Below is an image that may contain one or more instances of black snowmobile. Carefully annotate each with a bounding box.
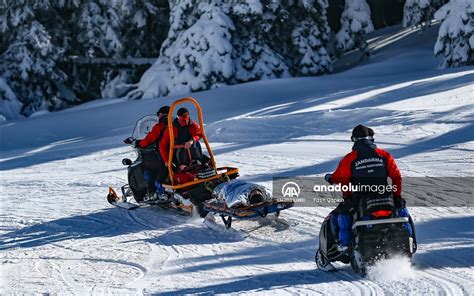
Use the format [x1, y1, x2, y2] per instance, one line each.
[315, 190, 417, 275]
[107, 97, 240, 214]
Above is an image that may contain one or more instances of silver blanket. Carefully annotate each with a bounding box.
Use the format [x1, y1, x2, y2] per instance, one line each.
[212, 180, 272, 208]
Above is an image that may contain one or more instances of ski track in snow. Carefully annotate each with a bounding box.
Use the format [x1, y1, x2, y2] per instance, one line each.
[1, 142, 472, 295]
[1, 25, 473, 295]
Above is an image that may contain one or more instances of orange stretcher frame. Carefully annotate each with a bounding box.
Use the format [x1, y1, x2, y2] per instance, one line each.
[163, 97, 239, 189]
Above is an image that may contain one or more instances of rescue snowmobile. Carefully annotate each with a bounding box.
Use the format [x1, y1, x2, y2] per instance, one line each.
[315, 184, 417, 275]
[107, 97, 293, 228]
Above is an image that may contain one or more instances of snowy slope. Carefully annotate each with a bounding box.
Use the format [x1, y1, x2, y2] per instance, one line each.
[1, 25, 473, 295]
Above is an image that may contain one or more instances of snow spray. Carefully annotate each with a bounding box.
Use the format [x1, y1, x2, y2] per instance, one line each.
[367, 256, 416, 281]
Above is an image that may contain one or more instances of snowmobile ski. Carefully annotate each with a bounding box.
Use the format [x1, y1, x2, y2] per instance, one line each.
[110, 200, 140, 210]
[107, 187, 139, 210]
[316, 249, 337, 272]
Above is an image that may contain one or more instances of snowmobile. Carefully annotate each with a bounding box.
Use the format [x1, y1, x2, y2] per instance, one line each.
[107, 97, 293, 227]
[315, 188, 417, 275]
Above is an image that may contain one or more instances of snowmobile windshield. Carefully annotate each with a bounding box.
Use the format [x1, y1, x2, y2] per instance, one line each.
[132, 115, 159, 140]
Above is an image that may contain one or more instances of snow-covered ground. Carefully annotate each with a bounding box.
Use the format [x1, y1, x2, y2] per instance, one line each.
[1, 25, 473, 295]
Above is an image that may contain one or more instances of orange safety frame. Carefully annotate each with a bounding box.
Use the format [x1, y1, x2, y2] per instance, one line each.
[163, 97, 238, 189]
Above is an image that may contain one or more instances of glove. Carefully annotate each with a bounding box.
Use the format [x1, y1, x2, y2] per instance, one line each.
[324, 173, 333, 184]
[123, 137, 135, 144]
[184, 140, 193, 149]
[394, 196, 406, 209]
[344, 197, 356, 215]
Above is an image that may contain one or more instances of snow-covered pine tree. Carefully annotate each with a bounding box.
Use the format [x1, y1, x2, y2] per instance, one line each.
[135, 0, 236, 98]
[76, 1, 122, 58]
[72, 1, 129, 99]
[166, 0, 235, 93]
[0, 77, 23, 121]
[434, 0, 474, 68]
[335, 0, 374, 56]
[44, 0, 81, 55]
[98, 0, 170, 99]
[403, 0, 435, 30]
[0, 3, 67, 116]
[0, 2, 33, 55]
[230, 0, 290, 82]
[264, 0, 332, 76]
[126, 0, 196, 99]
[132, 0, 332, 99]
[119, 0, 169, 58]
[157, 0, 199, 60]
[289, 0, 332, 75]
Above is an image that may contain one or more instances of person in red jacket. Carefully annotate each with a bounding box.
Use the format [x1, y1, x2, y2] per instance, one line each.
[137, 105, 170, 149]
[328, 125, 402, 199]
[124, 106, 170, 200]
[325, 124, 409, 251]
[160, 107, 203, 168]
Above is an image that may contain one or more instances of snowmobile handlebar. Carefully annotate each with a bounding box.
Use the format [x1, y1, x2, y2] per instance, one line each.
[123, 136, 135, 145]
[167, 97, 217, 185]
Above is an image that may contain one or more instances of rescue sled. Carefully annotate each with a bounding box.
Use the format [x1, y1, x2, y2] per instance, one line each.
[203, 179, 294, 228]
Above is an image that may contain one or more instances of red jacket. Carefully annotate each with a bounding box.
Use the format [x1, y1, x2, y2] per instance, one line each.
[159, 119, 202, 162]
[331, 145, 402, 199]
[137, 121, 167, 150]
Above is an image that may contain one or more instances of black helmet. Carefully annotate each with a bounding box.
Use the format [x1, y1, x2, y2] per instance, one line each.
[177, 107, 189, 116]
[351, 124, 374, 142]
[157, 105, 170, 115]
